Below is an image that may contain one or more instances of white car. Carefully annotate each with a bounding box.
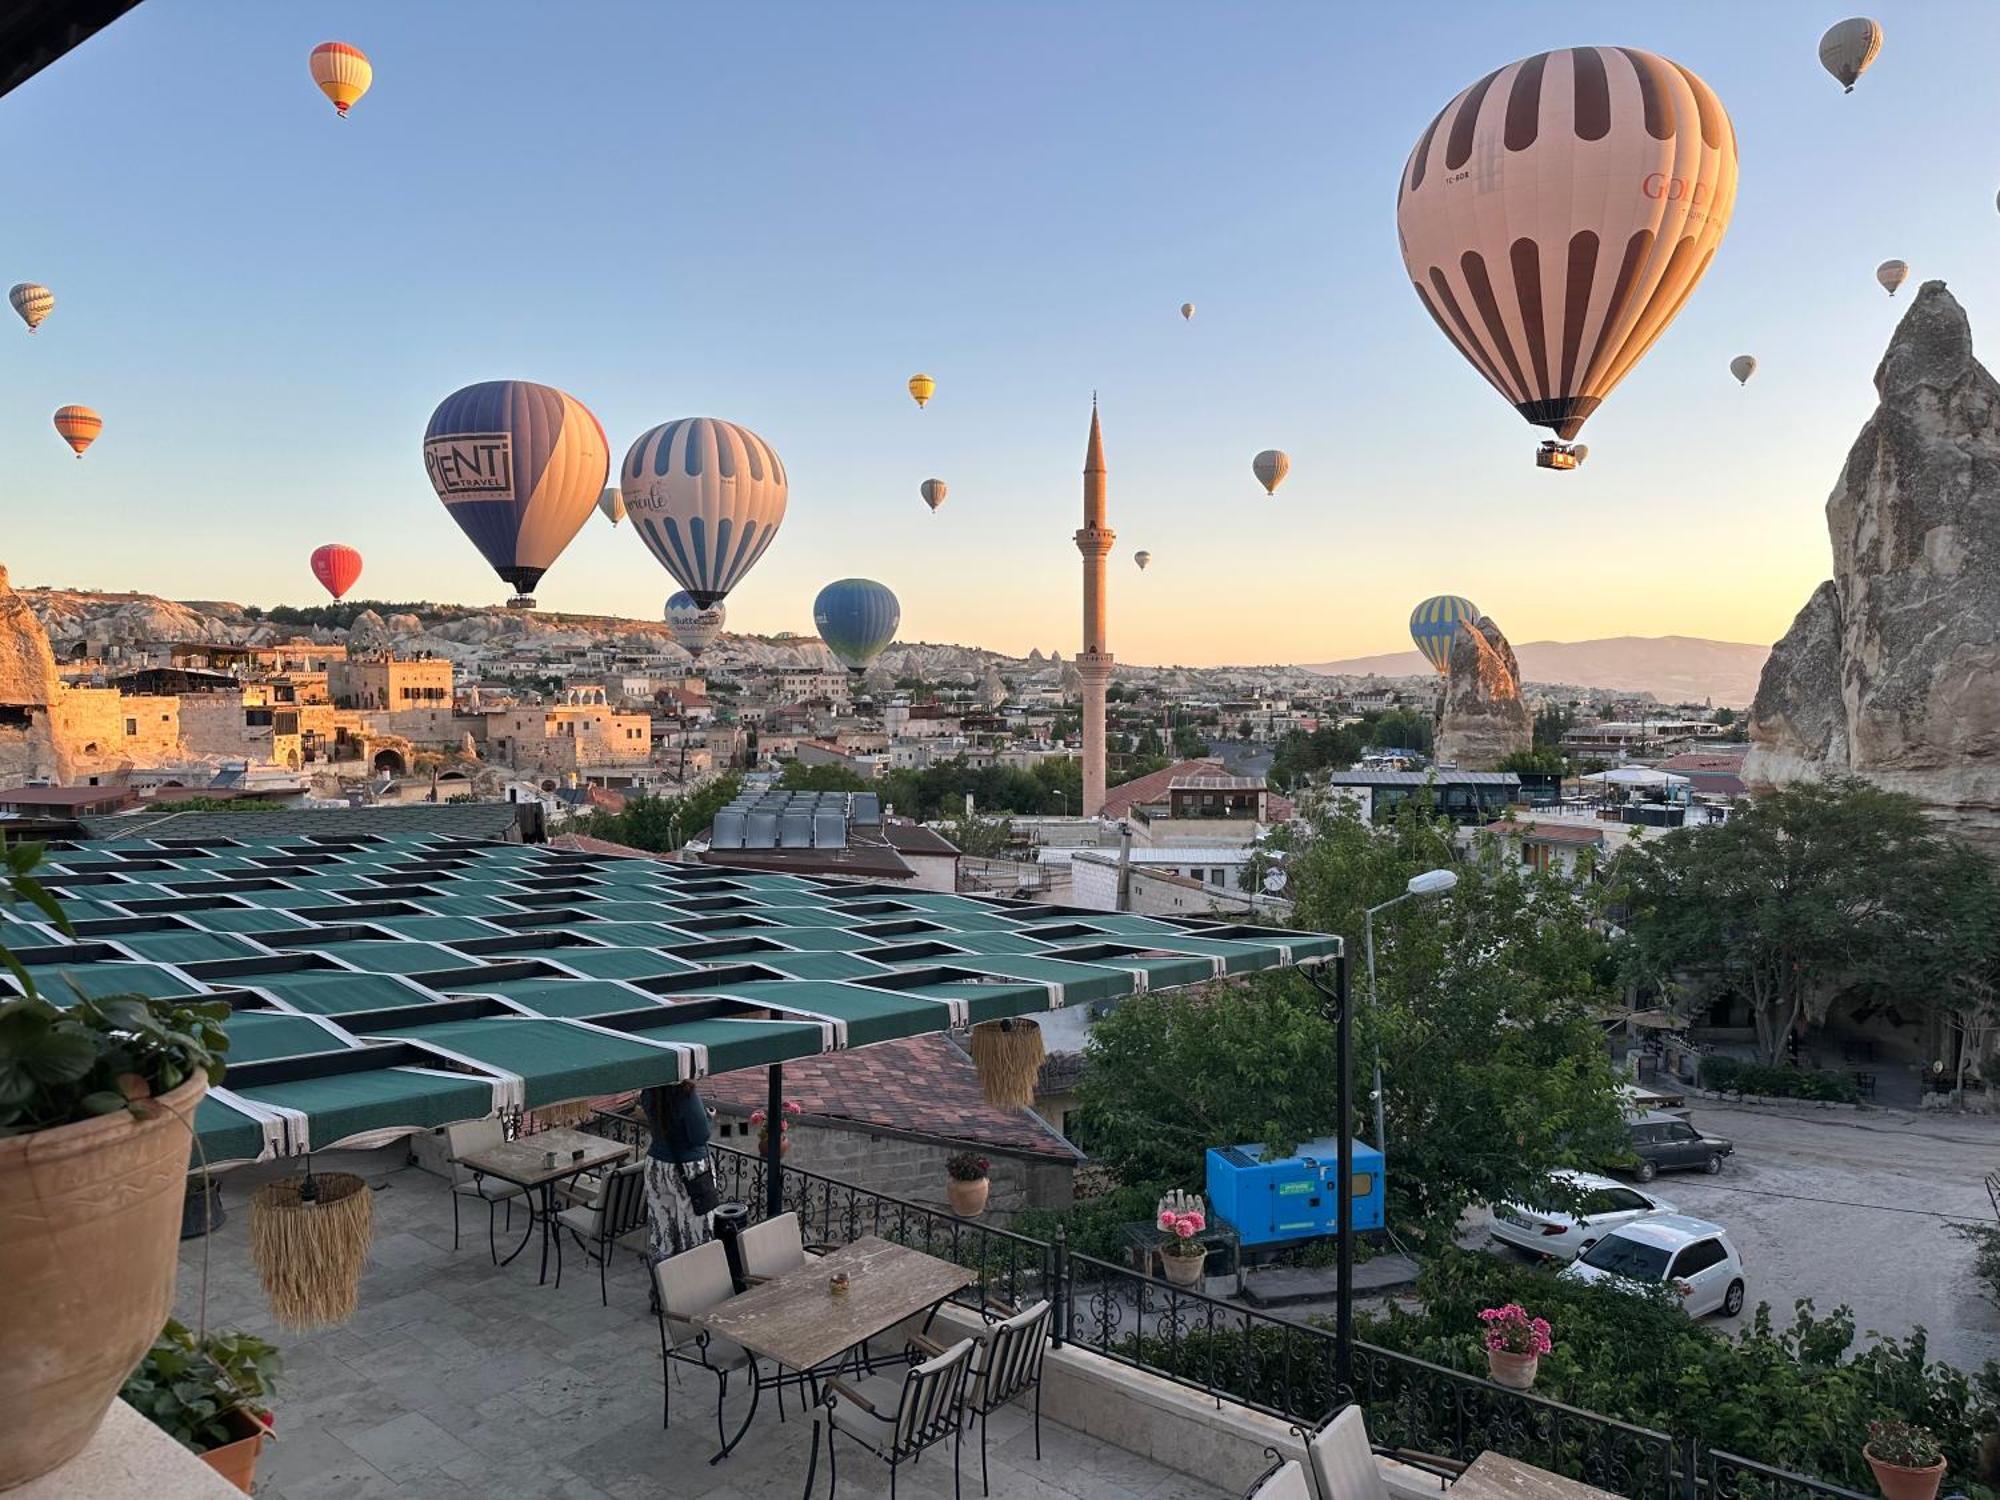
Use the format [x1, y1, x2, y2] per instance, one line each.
[1560, 1213, 1747, 1319]
[1489, 1171, 1674, 1262]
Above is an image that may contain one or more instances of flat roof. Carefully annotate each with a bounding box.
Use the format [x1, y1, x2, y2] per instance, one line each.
[1325, 771, 1520, 787]
[0, 786, 139, 810]
[1168, 776, 1266, 791]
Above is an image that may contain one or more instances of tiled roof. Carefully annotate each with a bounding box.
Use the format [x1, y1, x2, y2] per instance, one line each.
[1482, 820, 1606, 845]
[700, 1033, 1078, 1160]
[79, 801, 539, 843]
[1100, 759, 1225, 819]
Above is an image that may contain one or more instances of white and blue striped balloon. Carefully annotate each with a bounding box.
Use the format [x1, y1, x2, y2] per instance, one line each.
[622, 417, 787, 608]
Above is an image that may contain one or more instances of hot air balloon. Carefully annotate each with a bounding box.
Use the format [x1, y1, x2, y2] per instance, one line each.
[1730, 355, 1757, 385]
[423, 380, 609, 608]
[908, 374, 935, 408]
[53, 405, 100, 458]
[9, 283, 53, 333]
[310, 544, 363, 601]
[1134, 550, 1152, 571]
[309, 41, 372, 117]
[920, 478, 947, 512]
[598, 486, 626, 527]
[1180, 303, 1195, 320]
[665, 591, 726, 660]
[622, 418, 788, 608]
[1253, 450, 1290, 495]
[1410, 595, 1480, 676]
[1397, 48, 1738, 468]
[1819, 18, 1882, 93]
[814, 578, 900, 673]
[1877, 260, 1909, 296]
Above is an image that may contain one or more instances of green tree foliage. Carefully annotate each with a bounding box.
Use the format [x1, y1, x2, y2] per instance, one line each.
[778, 761, 869, 793]
[1533, 702, 1575, 750]
[1270, 724, 1365, 789]
[877, 758, 1081, 820]
[569, 774, 742, 852]
[152, 797, 285, 814]
[1496, 747, 1566, 776]
[940, 811, 1012, 858]
[1370, 707, 1434, 753]
[1170, 724, 1209, 759]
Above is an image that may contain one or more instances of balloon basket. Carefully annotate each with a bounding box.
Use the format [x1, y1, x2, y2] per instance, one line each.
[1535, 442, 1584, 472]
[506, 595, 538, 610]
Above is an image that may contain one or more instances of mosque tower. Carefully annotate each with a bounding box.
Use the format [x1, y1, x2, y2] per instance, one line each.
[1075, 398, 1114, 817]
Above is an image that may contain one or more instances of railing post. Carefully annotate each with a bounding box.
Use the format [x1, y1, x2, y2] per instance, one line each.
[1680, 1434, 1701, 1500]
[1051, 1225, 1068, 1349]
[765, 1063, 783, 1219]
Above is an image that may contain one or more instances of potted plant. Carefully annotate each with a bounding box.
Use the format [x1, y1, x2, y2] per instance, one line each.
[120, 1319, 281, 1494]
[1479, 1302, 1553, 1389]
[0, 841, 231, 1488]
[751, 1098, 800, 1157]
[946, 1150, 991, 1216]
[1863, 1420, 1946, 1500]
[1156, 1192, 1210, 1288]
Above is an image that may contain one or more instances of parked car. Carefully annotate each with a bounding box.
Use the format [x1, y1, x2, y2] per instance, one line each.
[1560, 1213, 1747, 1318]
[1489, 1171, 1675, 1261]
[1621, 1110, 1732, 1182]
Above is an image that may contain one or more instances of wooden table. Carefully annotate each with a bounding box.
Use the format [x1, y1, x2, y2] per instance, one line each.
[456, 1127, 632, 1287]
[1451, 1453, 1627, 1500]
[697, 1235, 977, 1372]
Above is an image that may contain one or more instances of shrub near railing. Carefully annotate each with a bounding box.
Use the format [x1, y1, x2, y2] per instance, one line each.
[1699, 1056, 1861, 1103]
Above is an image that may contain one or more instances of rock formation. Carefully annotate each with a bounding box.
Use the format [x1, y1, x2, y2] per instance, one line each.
[0, 565, 75, 785]
[1745, 283, 2000, 849]
[1436, 615, 1531, 771]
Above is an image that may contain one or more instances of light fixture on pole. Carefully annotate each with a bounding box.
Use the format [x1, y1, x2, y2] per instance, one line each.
[1363, 868, 1459, 1151]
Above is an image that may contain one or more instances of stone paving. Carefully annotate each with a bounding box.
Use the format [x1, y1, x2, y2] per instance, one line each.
[176, 1147, 1226, 1500]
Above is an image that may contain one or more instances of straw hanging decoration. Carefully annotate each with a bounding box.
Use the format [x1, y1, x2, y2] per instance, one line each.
[247, 1164, 373, 1331]
[968, 1017, 1045, 1109]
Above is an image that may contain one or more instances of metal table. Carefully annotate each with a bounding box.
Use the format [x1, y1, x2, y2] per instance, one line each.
[455, 1127, 632, 1288]
[1121, 1220, 1245, 1294]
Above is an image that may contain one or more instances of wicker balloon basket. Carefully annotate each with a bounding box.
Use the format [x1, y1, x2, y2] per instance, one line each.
[247, 1171, 373, 1331]
[968, 1017, 1045, 1109]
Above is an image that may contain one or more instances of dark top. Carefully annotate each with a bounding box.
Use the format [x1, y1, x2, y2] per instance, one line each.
[641, 1087, 711, 1164]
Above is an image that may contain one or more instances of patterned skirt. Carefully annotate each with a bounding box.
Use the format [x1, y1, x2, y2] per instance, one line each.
[645, 1157, 713, 1261]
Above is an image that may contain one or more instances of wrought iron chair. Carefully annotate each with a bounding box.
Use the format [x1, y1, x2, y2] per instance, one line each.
[444, 1119, 526, 1263]
[803, 1336, 976, 1500]
[1246, 1456, 1314, 1499]
[917, 1297, 1051, 1495]
[738, 1212, 841, 1420]
[654, 1241, 759, 1464]
[555, 1161, 650, 1305]
[1296, 1406, 1462, 1499]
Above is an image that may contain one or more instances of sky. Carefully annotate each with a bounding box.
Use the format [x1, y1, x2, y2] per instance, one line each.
[3, 1, 1998, 667]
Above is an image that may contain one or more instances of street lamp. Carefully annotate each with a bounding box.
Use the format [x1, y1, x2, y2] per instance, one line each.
[1363, 868, 1459, 1149]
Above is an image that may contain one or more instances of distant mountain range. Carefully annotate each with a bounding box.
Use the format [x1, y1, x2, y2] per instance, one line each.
[1300, 635, 1771, 706]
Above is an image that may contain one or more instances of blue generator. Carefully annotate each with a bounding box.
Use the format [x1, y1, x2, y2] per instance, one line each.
[1205, 1137, 1386, 1249]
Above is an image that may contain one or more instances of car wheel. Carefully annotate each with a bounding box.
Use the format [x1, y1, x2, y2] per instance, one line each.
[1635, 1160, 1658, 1183]
[1723, 1279, 1745, 1317]
[1704, 1154, 1723, 1176]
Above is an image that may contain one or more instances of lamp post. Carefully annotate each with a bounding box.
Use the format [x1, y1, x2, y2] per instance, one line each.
[1362, 868, 1459, 1150]
[1304, 950, 1354, 1394]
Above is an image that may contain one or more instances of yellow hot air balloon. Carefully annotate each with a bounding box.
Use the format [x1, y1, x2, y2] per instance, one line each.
[907, 373, 935, 408]
[1818, 18, 1883, 93]
[310, 41, 372, 118]
[1877, 260, 1909, 296]
[53, 405, 101, 458]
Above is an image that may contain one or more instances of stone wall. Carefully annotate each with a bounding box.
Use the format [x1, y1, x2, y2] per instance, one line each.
[713, 1113, 1074, 1215]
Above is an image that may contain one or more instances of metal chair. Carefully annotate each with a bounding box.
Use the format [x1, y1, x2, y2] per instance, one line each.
[444, 1119, 526, 1263]
[952, 1298, 1051, 1495]
[1299, 1405, 1461, 1499]
[738, 1212, 839, 1421]
[1247, 1458, 1314, 1499]
[555, 1161, 650, 1305]
[803, 1336, 976, 1500]
[654, 1240, 760, 1464]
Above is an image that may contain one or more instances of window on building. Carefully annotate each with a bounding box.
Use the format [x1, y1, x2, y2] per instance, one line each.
[125, 718, 138, 735]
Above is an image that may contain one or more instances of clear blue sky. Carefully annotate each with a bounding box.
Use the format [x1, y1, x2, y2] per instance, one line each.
[4, 1, 1997, 665]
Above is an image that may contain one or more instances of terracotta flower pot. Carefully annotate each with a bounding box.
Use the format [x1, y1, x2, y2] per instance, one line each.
[1865, 1449, 1946, 1500]
[199, 1411, 266, 1494]
[947, 1176, 990, 1216]
[1161, 1248, 1206, 1287]
[0, 1075, 207, 1488]
[1487, 1349, 1539, 1390]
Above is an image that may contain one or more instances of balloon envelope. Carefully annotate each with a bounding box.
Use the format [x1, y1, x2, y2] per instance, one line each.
[1397, 48, 1738, 445]
[1818, 18, 1882, 92]
[665, 591, 726, 659]
[908, 373, 935, 408]
[1134, 551, 1152, 570]
[598, 486, 626, 527]
[622, 417, 788, 608]
[1410, 595, 1480, 676]
[1877, 259, 1909, 295]
[53, 404, 101, 458]
[814, 578, 900, 672]
[309, 41, 372, 116]
[920, 478, 947, 512]
[1180, 303, 1195, 320]
[1729, 355, 1757, 385]
[1253, 450, 1290, 495]
[423, 380, 609, 599]
[9, 283, 52, 332]
[310, 544, 363, 601]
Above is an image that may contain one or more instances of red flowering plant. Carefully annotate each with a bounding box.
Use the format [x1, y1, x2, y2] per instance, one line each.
[947, 1150, 990, 1182]
[1478, 1303, 1554, 1357]
[1156, 1189, 1210, 1261]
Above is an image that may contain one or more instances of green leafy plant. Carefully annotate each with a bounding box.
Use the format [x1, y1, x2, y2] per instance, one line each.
[119, 1318, 281, 1454]
[1700, 1055, 1861, 1103]
[1868, 1420, 1944, 1469]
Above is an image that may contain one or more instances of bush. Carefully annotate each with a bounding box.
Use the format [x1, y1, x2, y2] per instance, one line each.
[1700, 1055, 1860, 1103]
[1013, 1186, 1160, 1261]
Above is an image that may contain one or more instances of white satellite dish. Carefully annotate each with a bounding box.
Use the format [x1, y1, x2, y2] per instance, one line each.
[1263, 868, 1288, 894]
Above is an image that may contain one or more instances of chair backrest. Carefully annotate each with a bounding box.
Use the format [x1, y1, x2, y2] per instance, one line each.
[976, 1299, 1051, 1411]
[889, 1337, 976, 1457]
[740, 1211, 805, 1281]
[1308, 1405, 1386, 1500]
[1250, 1458, 1314, 1500]
[653, 1240, 736, 1347]
[601, 1163, 650, 1239]
[444, 1118, 504, 1185]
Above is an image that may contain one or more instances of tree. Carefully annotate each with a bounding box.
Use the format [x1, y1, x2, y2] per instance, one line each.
[1533, 703, 1575, 750]
[569, 773, 742, 852]
[1713, 707, 1737, 727]
[940, 811, 1013, 859]
[1370, 708, 1434, 754]
[1171, 725, 1208, 759]
[778, 761, 869, 793]
[1618, 778, 1959, 1064]
[1497, 747, 1566, 776]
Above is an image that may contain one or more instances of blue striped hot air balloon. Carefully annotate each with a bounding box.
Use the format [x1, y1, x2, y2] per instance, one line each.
[423, 381, 609, 605]
[623, 417, 788, 608]
[1410, 594, 1480, 676]
[814, 578, 900, 673]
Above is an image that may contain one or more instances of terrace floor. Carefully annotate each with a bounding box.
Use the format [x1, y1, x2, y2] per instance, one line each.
[177, 1147, 1228, 1500]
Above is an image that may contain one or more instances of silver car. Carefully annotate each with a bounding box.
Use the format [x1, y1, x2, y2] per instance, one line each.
[1490, 1170, 1675, 1261]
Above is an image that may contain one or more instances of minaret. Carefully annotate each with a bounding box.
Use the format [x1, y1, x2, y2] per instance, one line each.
[1075, 397, 1115, 817]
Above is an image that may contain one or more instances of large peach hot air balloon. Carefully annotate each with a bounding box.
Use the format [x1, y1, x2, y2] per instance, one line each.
[53, 405, 101, 458]
[1396, 48, 1738, 467]
[310, 544, 363, 600]
[310, 42, 372, 117]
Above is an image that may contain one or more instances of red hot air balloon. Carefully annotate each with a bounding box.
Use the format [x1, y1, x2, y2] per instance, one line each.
[310, 544, 363, 601]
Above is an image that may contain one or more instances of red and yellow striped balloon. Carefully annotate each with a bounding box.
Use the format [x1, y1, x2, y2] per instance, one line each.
[53, 405, 102, 459]
[309, 41, 372, 117]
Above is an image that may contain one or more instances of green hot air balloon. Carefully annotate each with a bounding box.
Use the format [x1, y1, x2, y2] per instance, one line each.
[814, 578, 900, 673]
[1410, 594, 1479, 676]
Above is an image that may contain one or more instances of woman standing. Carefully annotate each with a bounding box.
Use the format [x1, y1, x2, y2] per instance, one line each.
[639, 1080, 714, 1260]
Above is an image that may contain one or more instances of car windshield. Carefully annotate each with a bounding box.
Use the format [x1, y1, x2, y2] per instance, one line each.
[1580, 1233, 1671, 1281]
